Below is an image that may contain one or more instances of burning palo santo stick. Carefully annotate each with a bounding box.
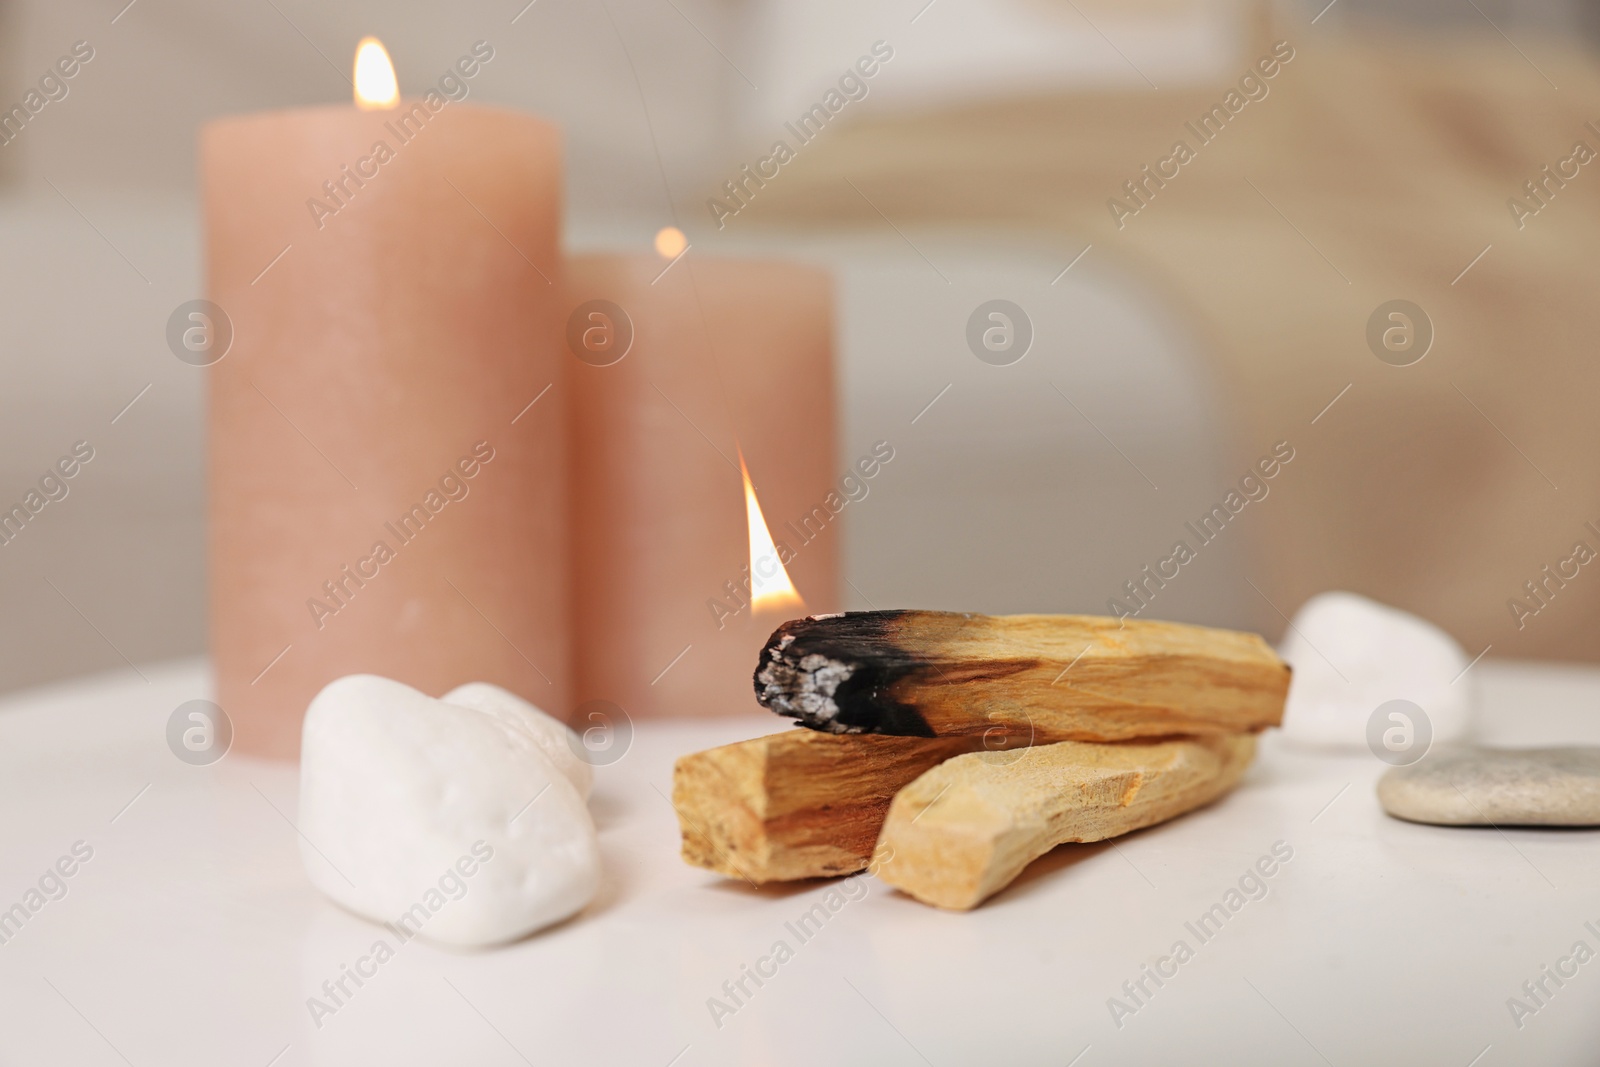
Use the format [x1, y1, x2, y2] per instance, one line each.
[672, 728, 994, 883]
[875, 733, 1257, 910]
[755, 611, 1289, 743]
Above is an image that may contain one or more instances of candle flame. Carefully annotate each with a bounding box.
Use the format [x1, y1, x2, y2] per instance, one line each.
[654, 226, 688, 259]
[353, 38, 399, 110]
[741, 450, 803, 614]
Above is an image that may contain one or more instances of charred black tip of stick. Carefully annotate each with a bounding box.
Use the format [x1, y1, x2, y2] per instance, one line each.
[753, 611, 935, 736]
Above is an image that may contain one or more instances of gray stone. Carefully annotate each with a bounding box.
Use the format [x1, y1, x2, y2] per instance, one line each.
[1378, 746, 1600, 826]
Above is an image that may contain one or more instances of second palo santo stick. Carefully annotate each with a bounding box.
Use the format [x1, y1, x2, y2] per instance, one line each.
[755, 610, 1289, 743]
[672, 728, 990, 883]
[875, 733, 1257, 910]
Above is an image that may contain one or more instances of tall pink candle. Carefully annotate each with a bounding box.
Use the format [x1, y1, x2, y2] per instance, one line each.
[568, 253, 838, 721]
[203, 55, 566, 758]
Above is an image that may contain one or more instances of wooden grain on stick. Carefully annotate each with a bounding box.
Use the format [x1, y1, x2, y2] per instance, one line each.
[754, 611, 1288, 743]
[672, 728, 991, 883]
[875, 733, 1257, 910]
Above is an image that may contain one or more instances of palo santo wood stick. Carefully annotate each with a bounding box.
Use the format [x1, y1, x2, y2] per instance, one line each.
[875, 733, 1257, 910]
[754, 610, 1288, 743]
[672, 728, 991, 883]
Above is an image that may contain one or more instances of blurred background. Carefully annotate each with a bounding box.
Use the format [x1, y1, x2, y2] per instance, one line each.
[3, 0, 1598, 694]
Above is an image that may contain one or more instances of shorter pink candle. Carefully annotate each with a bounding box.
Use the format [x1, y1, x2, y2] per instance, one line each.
[568, 249, 839, 720]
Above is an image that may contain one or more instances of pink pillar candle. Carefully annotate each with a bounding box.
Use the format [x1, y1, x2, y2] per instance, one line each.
[203, 100, 567, 758]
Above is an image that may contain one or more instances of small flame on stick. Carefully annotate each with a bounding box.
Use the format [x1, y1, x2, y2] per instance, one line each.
[741, 449, 803, 614]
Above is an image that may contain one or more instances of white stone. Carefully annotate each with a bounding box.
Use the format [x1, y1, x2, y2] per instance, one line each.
[1278, 591, 1475, 748]
[299, 675, 599, 947]
[441, 682, 593, 800]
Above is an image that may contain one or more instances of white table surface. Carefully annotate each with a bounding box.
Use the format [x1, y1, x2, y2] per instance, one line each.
[1, 658, 1598, 1066]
